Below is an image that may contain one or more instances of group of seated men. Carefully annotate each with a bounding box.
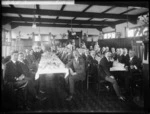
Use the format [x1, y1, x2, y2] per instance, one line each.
[2, 47, 44, 110]
[56, 46, 142, 101]
[2, 45, 143, 109]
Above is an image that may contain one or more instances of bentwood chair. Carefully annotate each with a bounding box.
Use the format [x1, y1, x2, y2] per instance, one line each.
[97, 65, 112, 97]
[14, 81, 28, 110]
[86, 64, 99, 90]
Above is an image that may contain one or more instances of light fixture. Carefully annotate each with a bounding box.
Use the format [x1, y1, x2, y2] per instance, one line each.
[32, 5, 37, 29]
[70, 19, 76, 36]
[32, 22, 37, 28]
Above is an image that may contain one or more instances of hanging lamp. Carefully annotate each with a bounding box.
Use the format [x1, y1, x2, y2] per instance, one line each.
[32, 5, 37, 29]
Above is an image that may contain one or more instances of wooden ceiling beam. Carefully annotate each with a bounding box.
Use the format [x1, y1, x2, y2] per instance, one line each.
[9, 5, 27, 23]
[10, 22, 102, 29]
[77, 1, 149, 8]
[3, 16, 126, 26]
[56, 5, 66, 21]
[72, 5, 93, 20]
[2, 7, 138, 20]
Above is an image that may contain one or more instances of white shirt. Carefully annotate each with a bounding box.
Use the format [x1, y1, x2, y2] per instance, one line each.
[130, 57, 133, 61]
[11, 60, 16, 64]
[106, 56, 110, 62]
[18, 60, 25, 64]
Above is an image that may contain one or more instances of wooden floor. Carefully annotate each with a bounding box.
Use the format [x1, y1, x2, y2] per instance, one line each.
[2, 83, 144, 113]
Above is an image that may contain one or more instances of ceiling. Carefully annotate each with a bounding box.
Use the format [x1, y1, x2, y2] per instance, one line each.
[2, 1, 149, 30]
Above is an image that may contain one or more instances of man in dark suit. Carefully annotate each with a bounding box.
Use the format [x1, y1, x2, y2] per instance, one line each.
[82, 49, 90, 61]
[125, 50, 142, 95]
[18, 52, 35, 80]
[99, 52, 125, 101]
[122, 48, 130, 67]
[3, 51, 29, 109]
[17, 52, 42, 101]
[65, 50, 86, 101]
[2, 55, 11, 64]
[87, 51, 98, 82]
[63, 48, 73, 65]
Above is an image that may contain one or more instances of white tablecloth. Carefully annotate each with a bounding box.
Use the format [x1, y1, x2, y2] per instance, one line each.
[110, 67, 127, 71]
[110, 61, 127, 71]
[35, 52, 69, 80]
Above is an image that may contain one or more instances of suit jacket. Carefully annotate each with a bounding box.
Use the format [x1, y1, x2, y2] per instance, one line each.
[82, 54, 91, 71]
[18, 60, 31, 78]
[61, 52, 67, 61]
[63, 53, 73, 65]
[66, 56, 86, 81]
[25, 54, 32, 66]
[99, 57, 113, 79]
[129, 56, 142, 71]
[3, 60, 25, 93]
[3, 60, 23, 83]
[87, 55, 98, 75]
[118, 54, 124, 63]
[122, 54, 130, 66]
[2, 55, 11, 64]
[112, 53, 117, 61]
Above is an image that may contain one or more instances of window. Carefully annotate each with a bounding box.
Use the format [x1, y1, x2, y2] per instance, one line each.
[35, 35, 41, 41]
[127, 26, 148, 38]
[103, 32, 116, 39]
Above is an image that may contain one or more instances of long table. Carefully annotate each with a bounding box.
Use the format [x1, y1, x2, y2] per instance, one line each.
[35, 52, 69, 99]
[110, 61, 128, 88]
[110, 61, 128, 72]
[35, 52, 69, 80]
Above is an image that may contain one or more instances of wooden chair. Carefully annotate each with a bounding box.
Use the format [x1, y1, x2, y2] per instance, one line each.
[86, 64, 99, 90]
[97, 65, 112, 97]
[14, 81, 28, 110]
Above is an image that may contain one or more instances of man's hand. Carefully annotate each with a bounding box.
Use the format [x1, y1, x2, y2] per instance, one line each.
[69, 68, 77, 76]
[72, 72, 77, 76]
[130, 65, 134, 69]
[18, 74, 25, 80]
[110, 76, 115, 79]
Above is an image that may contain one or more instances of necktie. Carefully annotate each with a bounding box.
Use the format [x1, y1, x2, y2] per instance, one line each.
[14, 62, 17, 69]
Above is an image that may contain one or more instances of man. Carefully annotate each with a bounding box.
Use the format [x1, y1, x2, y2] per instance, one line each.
[28, 49, 37, 72]
[87, 51, 98, 79]
[63, 48, 73, 65]
[82, 49, 90, 61]
[65, 50, 86, 101]
[3, 51, 29, 109]
[111, 47, 117, 60]
[18, 52, 35, 80]
[18, 52, 44, 100]
[118, 48, 124, 63]
[125, 50, 142, 95]
[94, 42, 100, 51]
[86, 51, 99, 91]
[122, 48, 130, 67]
[67, 41, 73, 51]
[99, 51, 125, 101]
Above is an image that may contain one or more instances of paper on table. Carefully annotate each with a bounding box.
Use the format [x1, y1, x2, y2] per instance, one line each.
[113, 61, 125, 67]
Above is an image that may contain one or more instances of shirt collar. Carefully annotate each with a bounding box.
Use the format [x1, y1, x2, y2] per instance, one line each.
[130, 57, 133, 60]
[18, 60, 24, 63]
[11, 60, 16, 64]
[106, 57, 109, 61]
